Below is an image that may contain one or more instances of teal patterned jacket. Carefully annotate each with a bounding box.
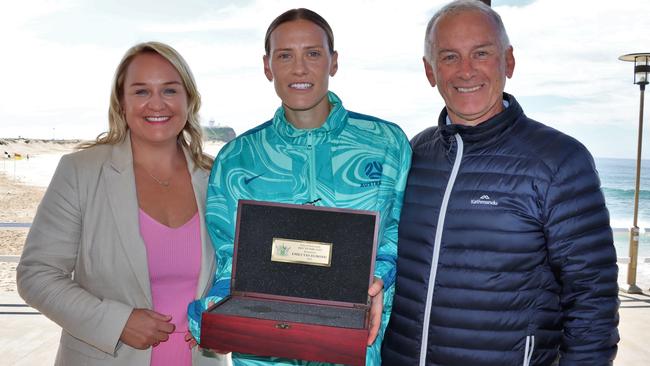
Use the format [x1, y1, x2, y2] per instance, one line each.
[188, 92, 412, 365]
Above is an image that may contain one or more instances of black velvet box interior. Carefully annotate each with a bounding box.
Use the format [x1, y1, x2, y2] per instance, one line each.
[211, 200, 378, 328]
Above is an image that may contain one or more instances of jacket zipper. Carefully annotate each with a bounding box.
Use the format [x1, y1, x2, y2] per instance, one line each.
[307, 132, 316, 202]
[419, 133, 464, 366]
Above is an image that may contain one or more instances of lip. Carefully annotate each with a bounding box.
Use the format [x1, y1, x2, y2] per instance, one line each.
[289, 82, 314, 91]
[454, 84, 484, 93]
[144, 116, 171, 123]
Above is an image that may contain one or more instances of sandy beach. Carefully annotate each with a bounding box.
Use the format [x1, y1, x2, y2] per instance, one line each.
[0, 138, 225, 294]
[1, 139, 73, 294]
[0, 173, 44, 253]
[0, 170, 46, 293]
[1, 139, 75, 256]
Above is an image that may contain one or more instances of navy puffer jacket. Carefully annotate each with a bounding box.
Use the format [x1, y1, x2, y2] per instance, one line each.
[382, 94, 619, 366]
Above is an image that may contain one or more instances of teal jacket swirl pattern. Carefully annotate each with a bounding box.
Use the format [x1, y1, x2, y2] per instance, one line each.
[188, 92, 411, 365]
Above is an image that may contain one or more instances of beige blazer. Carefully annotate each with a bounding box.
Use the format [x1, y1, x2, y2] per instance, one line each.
[17, 135, 228, 366]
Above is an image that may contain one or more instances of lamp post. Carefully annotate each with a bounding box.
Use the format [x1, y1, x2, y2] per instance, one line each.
[619, 52, 650, 294]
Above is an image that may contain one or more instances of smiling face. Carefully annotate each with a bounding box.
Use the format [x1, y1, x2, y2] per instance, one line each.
[121, 52, 189, 147]
[424, 10, 515, 126]
[263, 19, 338, 128]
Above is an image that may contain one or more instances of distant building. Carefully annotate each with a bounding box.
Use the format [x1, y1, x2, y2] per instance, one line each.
[202, 125, 236, 142]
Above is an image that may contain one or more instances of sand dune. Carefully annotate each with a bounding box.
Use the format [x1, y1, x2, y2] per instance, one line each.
[1, 138, 224, 157]
[1, 138, 81, 155]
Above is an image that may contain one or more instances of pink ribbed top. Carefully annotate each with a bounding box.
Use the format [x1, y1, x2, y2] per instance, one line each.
[139, 209, 201, 366]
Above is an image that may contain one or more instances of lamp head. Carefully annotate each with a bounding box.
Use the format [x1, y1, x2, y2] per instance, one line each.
[620, 53, 650, 86]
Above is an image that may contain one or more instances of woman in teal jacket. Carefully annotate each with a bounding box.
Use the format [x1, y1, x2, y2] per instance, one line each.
[188, 8, 411, 365]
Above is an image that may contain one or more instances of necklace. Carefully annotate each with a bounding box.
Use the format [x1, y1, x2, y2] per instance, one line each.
[146, 171, 170, 187]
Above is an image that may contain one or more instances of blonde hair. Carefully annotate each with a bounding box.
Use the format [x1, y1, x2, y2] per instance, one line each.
[80, 41, 213, 170]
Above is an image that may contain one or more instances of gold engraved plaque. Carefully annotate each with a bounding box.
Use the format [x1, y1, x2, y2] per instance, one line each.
[271, 238, 333, 267]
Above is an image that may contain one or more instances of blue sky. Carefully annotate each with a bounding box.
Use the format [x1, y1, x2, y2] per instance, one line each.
[1, 0, 649, 159]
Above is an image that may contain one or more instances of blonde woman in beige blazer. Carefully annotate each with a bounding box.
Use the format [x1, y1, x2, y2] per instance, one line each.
[16, 42, 229, 366]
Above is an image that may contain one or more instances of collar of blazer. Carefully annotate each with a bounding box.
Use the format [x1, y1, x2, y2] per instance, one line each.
[102, 132, 213, 306]
[108, 132, 210, 179]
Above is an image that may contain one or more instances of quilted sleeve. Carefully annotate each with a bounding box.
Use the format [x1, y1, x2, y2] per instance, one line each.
[373, 128, 412, 289]
[187, 146, 237, 343]
[543, 144, 619, 366]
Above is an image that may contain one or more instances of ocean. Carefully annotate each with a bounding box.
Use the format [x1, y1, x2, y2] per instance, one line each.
[1, 151, 649, 259]
[597, 158, 650, 259]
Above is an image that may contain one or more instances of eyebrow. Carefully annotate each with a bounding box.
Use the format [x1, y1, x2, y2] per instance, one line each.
[473, 42, 496, 49]
[273, 45, 324, 53]
[437, 42, 496, 54]
[128, 81, 183, 87]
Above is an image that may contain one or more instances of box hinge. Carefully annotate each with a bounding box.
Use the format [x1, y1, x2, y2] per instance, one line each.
[275, 323, 291, 330]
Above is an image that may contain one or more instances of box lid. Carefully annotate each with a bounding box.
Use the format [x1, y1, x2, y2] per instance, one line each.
[231, 200, 378, 306]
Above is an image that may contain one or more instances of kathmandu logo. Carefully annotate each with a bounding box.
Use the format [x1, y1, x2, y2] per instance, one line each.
[470, 194, 499, 206]
[364, 161, 383, 179]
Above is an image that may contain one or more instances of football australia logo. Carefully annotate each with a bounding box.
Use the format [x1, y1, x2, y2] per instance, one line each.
[360, 161, 382, 188]
[470, 194, 499, 206]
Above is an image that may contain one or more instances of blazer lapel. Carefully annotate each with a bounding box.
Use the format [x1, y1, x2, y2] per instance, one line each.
[185, 151, 216, 299]
[103, 134, 152, 306]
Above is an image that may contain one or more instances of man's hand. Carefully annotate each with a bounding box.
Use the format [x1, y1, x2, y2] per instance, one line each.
[119, 309, 175, 349]
[367, 277, 384, 346]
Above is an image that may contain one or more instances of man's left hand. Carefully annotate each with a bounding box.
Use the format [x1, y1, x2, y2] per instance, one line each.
[367, 277, 384, 345]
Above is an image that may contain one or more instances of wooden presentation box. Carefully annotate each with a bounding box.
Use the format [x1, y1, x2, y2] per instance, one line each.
[201, 200, 379, 366]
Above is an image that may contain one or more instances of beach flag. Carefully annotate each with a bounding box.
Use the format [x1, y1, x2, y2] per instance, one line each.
[2, 151, 25, 160]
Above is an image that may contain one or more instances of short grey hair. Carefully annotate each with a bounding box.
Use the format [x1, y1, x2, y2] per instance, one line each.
[424, 0, 510, 63]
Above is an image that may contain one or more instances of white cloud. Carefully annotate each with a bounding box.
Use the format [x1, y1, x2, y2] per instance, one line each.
[497, 0, 650, 157]
[2, 0, 650, 158]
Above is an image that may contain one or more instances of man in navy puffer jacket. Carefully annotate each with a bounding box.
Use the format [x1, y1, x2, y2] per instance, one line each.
[382, 1, 619, 365]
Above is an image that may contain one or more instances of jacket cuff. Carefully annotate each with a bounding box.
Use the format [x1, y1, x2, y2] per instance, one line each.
[103, 300, 133, 355]
[374, 260, 395, 289]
